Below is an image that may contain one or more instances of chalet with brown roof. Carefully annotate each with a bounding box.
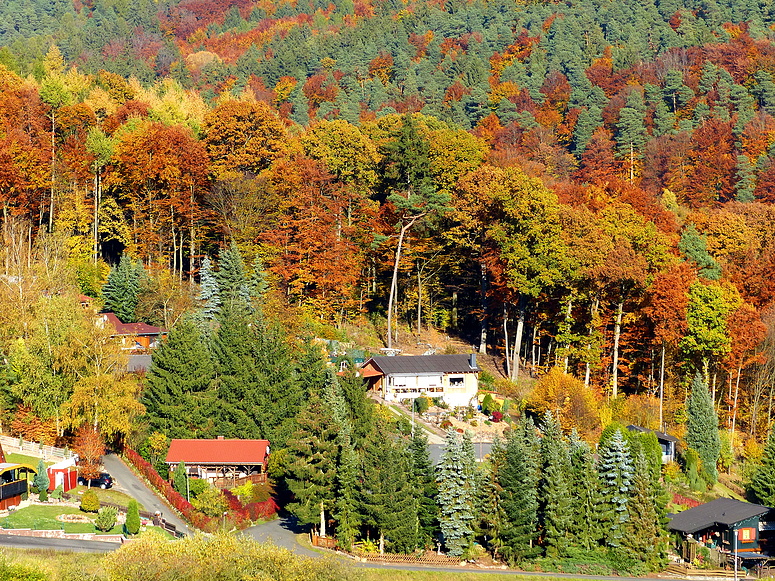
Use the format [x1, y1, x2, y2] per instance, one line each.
[361, 353, 480, 408]
[165, 437, 270, 488]
[99, 312, 167, 351]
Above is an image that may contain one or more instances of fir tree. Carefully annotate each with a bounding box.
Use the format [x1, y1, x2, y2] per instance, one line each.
[211, 310, 261, 438]
[678, 225, 721, 280]
[622, 452, 667, 570]
[173, 461, 187, 496]
[249, 257, 269, 311]
[284, 390, 339, 536]
[33, 459, 49, 492]
[217, 242, 251, 314]
[360, 433, 418, 553]
[597, 429, 634, 548]
[568, 431, 600, 550]
[125, 499, 140, 535]
[749, 429, 775, 505]
[498, 417, 540, 563]
[197, 256, 221, 322]
[538, 411, 573, 557]
[102, 253, 141, 323]
[333, 434, 360, 551]
[437, 429, 475, 556]
[143, 317, 215, 438]
[686, 372, 721, 484]
[408, 430, 439, 547]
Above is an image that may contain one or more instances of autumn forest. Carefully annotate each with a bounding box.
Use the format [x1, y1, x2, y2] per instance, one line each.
[0, 0, 773, 458]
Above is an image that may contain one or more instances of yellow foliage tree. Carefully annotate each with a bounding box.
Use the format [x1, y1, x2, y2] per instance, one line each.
[528, 367, 602, 438]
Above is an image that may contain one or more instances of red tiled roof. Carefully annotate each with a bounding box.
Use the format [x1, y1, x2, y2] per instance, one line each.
[102, 312, 168, 336]
[165, 439, 270, 465]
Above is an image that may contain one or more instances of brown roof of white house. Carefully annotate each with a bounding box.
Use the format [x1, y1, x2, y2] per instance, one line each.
[364, 354, 480, 375]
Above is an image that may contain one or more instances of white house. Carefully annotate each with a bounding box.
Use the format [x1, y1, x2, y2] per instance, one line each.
[361, 353, 480, 408]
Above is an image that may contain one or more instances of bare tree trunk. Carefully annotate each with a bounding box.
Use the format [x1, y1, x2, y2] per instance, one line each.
[49, 110, 55, 233]
[563, 297, 573, 374]
[479, 261, 487, 354]
[503, 305, 510, 378]
[387, 220, 414, 350]
[584, 297, 599, 389]
[416, 265, 421, 336]
[659, 343, 665, 430]
[509, 298, 525, 382]
[320, 501, 326, 538]
[731, 364, 742, 436]
[612, 298, 624, 398]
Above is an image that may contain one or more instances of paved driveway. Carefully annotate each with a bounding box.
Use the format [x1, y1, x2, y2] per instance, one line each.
[102, 454, 189, 534]
[244, 516, 320, 558]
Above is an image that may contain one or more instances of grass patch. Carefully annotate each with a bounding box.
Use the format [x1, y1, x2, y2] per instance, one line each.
[0, 504, 122, 535]
[68, 485, 144, 510]
[6, 453, 54, 468]
[361, 572, 587, 581]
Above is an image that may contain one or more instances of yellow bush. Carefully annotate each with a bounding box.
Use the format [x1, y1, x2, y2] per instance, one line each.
[528, 367, 602, 439]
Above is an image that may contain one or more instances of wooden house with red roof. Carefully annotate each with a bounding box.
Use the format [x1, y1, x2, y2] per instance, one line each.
[99, 312, 168, 351]
[165, 437, 270, 488]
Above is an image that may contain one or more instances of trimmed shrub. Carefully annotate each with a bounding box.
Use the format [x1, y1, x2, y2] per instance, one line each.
[125, 499, 140, 535]
[80, 490, 100, 513]
[51, 485, 63, 500]
[188, 478, 208, 499]
[413, 396, 431, 414]
[38, 488, 48, 502]
[95, 507, 117, 532]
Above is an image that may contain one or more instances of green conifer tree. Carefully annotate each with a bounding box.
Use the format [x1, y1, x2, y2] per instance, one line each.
[33, 459, 49, 492]
[686, 372, 721, 484]
[568, 431, 600, 550]
[143, 317, 215, 438]
[678, 225, 721, 280]
[102, 253, 141, 323]
[173, 461, 187, 496]
[622, 453, 667, 570]
[197, 256, 221, 322]
[408, 431, 439, 547]
[284, 390, 339, 536]
[597, 429, 634, 548]
[538, 411, 573, 557]
[217, 242, 251, 314]
[125, 499, 140, 535]
[436, 429, 475, 556]
[497, 417, 540, 563]
[333, 434, 360, 551]
[749, 429, 775, 505]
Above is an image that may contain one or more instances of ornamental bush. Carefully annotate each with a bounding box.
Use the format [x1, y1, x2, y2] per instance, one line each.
[95, 507, 118, 532]
[80, 490, 100, 513]
[125, 499, 140, 535]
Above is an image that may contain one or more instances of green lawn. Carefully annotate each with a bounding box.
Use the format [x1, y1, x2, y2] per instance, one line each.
[6, 453, 54, 468]
[0, 504, 122, 535]
[68, 485, 145, 510]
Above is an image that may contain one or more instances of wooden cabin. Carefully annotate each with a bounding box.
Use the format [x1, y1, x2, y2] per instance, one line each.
[668, 498, 774, 564]
[99, 312, 167, 351]
[0, 442, 35, 510]
[165, 437, 270, 489]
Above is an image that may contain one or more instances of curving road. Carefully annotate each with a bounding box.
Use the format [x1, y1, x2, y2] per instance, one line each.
[102, 454, 189, 534]
[0, 534, 118, 553]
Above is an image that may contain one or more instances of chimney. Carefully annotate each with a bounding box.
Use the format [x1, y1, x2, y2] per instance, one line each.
[217, 435, 224, 440]
[469, 353, 477, 369]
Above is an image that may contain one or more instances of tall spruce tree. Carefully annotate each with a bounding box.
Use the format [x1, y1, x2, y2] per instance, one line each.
[622, 452, 667, 570]
[749, 429, 775, 505]
[284, 389, 339, 536]
[539, 411, 573, 557]
[408, 431, 439, 547]
[360, 428, 418, 553]
[497, 417, 540, 563]
[686, 372, 721, 484]
[211, 310, 261, 438]
[143, 317, 215, 438]
[197, 256, 221, 322]
[568, 431, 600, 550]
[102, 253, 141, 323]
[437, 429, 475, 556]
[217, 242, 251, 314]
[597, 429, 634, 548]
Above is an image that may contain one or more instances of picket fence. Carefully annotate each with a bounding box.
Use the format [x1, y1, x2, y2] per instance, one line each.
[0, 435, 73, 461]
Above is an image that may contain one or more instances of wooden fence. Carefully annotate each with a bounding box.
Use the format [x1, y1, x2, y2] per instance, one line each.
[665, 563, 738, 578]
[0, 435, 73, 461]
[213, 473, 267, 490]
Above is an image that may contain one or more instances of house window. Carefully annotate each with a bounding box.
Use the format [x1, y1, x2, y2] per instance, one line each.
[449, 376, 464, 386]
[738, 528, 755, 541]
